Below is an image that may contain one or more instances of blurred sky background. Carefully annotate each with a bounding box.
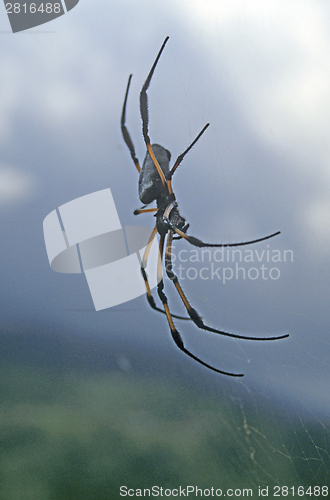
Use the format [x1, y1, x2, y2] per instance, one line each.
[1, 0, 330, 424]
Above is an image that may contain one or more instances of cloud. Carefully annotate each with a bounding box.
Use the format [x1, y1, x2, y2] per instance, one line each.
[300, 198, 330, 254]
[0, 165, 37, 206]
[172, 0, 330, 165]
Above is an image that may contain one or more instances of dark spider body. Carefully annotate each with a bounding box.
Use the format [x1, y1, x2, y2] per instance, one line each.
[139, 144, 188, 237]
[120, 36, 289, 376]
[139, 144, 171, 206]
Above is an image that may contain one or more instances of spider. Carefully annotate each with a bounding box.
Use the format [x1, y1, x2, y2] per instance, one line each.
[120, 36, 289, 376]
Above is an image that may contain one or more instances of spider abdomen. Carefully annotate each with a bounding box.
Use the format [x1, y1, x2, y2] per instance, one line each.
[139, 144, 171, 204]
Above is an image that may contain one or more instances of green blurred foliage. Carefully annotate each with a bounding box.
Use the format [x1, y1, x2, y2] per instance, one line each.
[0, 362, 328, 500]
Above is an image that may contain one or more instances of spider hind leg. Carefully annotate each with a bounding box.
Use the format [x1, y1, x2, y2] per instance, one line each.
[165, 231, 289, 342]
[141, 226, 189, 321]
[158, 233, 243, 376]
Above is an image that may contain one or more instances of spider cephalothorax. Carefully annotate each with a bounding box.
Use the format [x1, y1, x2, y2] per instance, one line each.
[120, 36, 289, 376]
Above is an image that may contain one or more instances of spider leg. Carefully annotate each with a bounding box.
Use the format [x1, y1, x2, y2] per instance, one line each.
[165, 124, 210, 195]
[173, 226, 282, 248]
[140, 37, 169, 188]
[141, 225, 189, 321]
[121, 74, 141, 173]
[169, 124, 210, 178]
[165, 231, 289, 342]
[172, 223, 189, 240]
[158, 232, 244, 376]
[134, 206, 157, 215]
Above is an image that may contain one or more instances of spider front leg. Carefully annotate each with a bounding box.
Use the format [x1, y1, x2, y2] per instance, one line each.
[139, 37, 169, 188]
[159, 232, 244, 376]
